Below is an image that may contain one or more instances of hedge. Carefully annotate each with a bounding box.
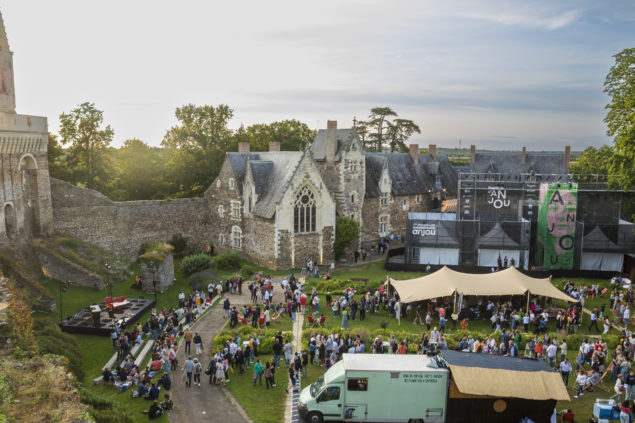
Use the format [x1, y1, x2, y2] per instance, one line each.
[212, 328, 293, 355]
[214, 251, 242, 271]
[181, 253, 214, 276]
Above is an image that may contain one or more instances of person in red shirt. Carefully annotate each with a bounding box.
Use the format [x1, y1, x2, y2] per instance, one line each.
[397, 340, 408, 354]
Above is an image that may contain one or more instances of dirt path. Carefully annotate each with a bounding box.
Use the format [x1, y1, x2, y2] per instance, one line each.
[169, 290, 251, 423]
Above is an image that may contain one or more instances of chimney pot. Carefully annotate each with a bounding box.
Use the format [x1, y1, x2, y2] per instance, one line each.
[269, 141, 280, 152]
[428, 144, 437, 160]
[238, 142, 250, 153]
[564, 145, 571, 168]
[326, 120, 337, 162]
[409, 144, 419, 164]
[521, 147, 527, 164]
[470, 145, 476, 165]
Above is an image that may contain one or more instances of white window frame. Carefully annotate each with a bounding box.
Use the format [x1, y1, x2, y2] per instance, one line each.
[229, 178, 235, 189]
[231, 200, 241, 220]
[218, 204, 224, 217]
[402, 198, 409, 211]
[379, 215, 389, 235]
[216, 179, 221, 188]
[218, 233, 225, 245]
[416, 194, 422, 204]
[380, 192, 389, 207]
[231, 226, 242, 249]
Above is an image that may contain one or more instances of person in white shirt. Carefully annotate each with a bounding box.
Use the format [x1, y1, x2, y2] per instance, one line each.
[574, 370, 586, 398]
[559, 358, 573, 385]
[546, 343, 558, 367]
[610, 374, 625, 403]
[430, 328, 440, 343]
[624, 308, 631, 326]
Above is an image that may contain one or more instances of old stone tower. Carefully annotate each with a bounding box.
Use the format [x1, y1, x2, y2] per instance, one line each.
[0, 12, 53, 243]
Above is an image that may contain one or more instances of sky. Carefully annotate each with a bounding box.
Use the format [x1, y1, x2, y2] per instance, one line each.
[2, 0, 634, 150]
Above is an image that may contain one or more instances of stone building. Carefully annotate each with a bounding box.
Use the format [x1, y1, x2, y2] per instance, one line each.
[0, 14, 53, 243]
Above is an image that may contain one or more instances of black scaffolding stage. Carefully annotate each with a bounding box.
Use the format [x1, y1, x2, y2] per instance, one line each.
[58, 298, 155, 336]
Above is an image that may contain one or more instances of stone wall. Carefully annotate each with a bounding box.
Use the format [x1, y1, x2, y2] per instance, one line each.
[361, 194, 431, 242]
[140, 254, 174, 294]
[243, 216, 276, 268]
[36, 249, 104, 289]
[50, 178, 212, 257]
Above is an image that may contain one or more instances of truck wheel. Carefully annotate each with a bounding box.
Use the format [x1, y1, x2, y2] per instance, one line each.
[306, 411, 324, 423]
[408, 420, 424, 423]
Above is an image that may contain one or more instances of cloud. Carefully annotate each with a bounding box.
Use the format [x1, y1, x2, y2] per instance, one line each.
[464, 9, 581, 30]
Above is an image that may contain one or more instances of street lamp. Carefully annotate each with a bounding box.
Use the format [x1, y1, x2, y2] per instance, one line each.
[59, 280, 67, 323]
[105, 261, 113, 326]
[151, 260, 158, 305]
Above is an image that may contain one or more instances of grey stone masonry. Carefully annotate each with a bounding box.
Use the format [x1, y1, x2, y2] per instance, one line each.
[140, 253, 175, 294]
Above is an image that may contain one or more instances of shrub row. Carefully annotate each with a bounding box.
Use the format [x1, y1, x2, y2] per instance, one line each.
[181, 253, 214, 276]
[78, 388, 135, 423]
[33, 319, 84, 381]
[211, 328, 294, 355]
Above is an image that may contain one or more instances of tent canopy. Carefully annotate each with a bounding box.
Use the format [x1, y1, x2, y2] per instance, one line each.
[388, 266, 576, 303]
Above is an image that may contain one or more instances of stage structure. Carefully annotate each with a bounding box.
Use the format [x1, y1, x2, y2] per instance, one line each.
[58, 298, 155, 336]
[405, 172, 635, 274]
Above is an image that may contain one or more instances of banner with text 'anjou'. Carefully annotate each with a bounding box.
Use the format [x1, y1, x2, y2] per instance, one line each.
[537, 183, 578, 270]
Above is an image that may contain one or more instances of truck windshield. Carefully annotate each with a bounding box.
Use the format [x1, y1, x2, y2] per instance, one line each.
[310, 377, 324, 397]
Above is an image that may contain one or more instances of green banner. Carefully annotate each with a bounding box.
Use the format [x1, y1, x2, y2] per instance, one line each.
[537, 183, 578, 270]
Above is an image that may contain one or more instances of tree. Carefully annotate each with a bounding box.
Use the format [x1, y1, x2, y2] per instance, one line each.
[46, 132, 70, 181]
[604, 48, 635, 191]
[357, 107, 421, 152]
[162, 104, 236, 197]
[58, 102, 114, 189]
[569, 145, 613, 177]
[333, 217, 361, 259]
[239, 120, 315, 151]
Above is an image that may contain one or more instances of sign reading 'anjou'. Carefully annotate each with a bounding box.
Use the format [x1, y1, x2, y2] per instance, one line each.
[412, 223, 436, 237]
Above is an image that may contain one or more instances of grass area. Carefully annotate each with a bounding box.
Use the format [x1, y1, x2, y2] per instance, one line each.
[225, 354, 288, 423]
[330, 260, 423, 282]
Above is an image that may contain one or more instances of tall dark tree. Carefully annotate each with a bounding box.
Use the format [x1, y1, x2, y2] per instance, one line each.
[162, 104, 236, 197]
[58, 102, 114, 189]
[46, 132, 70, 181]
[109, 139, 168, 200]
[357, 107, 421, 152]
[604, 47, 635, 192]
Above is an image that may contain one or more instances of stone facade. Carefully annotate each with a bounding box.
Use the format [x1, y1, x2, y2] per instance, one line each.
[0, 15, 53, 244]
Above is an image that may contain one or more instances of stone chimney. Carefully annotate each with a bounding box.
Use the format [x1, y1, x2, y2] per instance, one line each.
[564, 145, 571, 168]
[428, 144, 437, 160]
[238, 142, 250, 153]
[409, 144, 419, 164]
[269, 141, 280, 152]
[521, 146, 527, 164]
[326, 120, 337, 162]
[470, 145, 476, 164]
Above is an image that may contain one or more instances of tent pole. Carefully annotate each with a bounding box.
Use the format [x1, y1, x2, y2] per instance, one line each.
[526, 291, 530, 315]
[453, 291, 457, 315]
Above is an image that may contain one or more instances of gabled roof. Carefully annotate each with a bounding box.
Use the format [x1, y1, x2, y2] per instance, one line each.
[419, 154, 459, 196]
[478, 222, 519, 248]
[365, 153, 434, 197]
[470, 153, 568, 175]
[310, 129, 357, 161]
[225, 151, 304, 219]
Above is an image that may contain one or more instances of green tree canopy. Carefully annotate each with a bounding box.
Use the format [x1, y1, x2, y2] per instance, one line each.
[333, 217, 361, 259]
[58, 102, 114, 190]
[604, 47, 635, 191]
[161, 104, 237, 197]
[569, 145, 613, 177]
[357, 107, 421, 152]
[237, 120, 316, 151]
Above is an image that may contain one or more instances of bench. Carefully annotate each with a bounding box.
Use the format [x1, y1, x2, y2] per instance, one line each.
[93, 339, 146, 385]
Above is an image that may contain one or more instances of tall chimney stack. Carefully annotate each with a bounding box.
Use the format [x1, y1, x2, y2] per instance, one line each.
[409, 144, 419, 164]
[428, 144, 437, 160]
[564, 145, 571, 168]
[521, 146, 527, 164]
[470, 145, 476, 165]
[269, 141, 280, 152]
[238, 142, 250, 153]
[326, 120, 337, 162]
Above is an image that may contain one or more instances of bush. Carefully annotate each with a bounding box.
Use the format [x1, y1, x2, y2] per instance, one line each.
[33, 319, 84, 380]
[181, 253, 214, 276]
[240, 264, 257, 278]
[187, 268, 217, 291]
[214, 251, 242, 271]
[79, 388, 135, 423]
[168, 233, 189, 257]
[212, 328, 293, 355]
[333, 217, 360, 259]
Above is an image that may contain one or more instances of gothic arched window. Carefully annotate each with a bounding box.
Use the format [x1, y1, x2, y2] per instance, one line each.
[294, 186, 316, 233]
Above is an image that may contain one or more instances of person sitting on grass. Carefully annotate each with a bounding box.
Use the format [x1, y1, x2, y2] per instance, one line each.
[147, 383, 160, 401]
[161, 394, 173, 412]
[102, 366, 114, 385]
[135, 381, 148, 399]
[142, 400, 163, 419]
[585, 369, 600, 392]
[158, 373, 171, 391]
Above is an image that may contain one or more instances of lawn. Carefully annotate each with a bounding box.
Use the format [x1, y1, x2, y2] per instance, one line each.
[225, 354, 289, 423]
[329, 260, 424, 282]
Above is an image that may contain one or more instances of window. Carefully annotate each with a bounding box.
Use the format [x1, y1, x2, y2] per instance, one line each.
[380, 192, 389, 206]
[347, 160, 359, 173]
[229, 178, 235, 189]
[218, 204, 224, 217]
[216, 179, 221, 188]
[347, 378, 368, 391]
[246, 195, 252, 214]
[231, 200, 241, 219]
[293, 186, 316, 233]
[231, 226, 242, 249]
[350, 192, 356, 204]
[416, 194, 422, 204]
[218, 233, 225, 245]
[318, 386, 340, 402]
[380, 215, 389, 234]
[402, 198, 409, 210]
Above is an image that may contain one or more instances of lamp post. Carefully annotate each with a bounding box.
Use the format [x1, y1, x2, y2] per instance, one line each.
[59, 279, 66, 323]
[151, 260, 158, 305]
[105, 261, 113, 326]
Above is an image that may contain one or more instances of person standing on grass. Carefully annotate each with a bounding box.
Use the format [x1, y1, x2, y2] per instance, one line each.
[253, 359, 263, 386]
[589, 308, 600, 332]
[574, 370, 586, 398]
[183, 356, 194, 388]
[560, 358, 572, 386]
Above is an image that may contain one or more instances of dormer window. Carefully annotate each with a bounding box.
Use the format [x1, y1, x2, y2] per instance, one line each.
[229, 178, 235, 189]
[380, 192, 389, 206]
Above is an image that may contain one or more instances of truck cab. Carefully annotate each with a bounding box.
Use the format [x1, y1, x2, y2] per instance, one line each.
[299, 354, 448, 423]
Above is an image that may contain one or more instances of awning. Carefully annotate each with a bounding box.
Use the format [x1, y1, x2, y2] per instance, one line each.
[388, 266, 576, 303]
[450, 366, 570, 401]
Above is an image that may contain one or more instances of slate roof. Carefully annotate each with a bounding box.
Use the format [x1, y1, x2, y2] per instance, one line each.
[225, 151, 303, 219]
[420, 154, 458, 196]
[470, 153, 568, 175]
[310, 129, 357, 161]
